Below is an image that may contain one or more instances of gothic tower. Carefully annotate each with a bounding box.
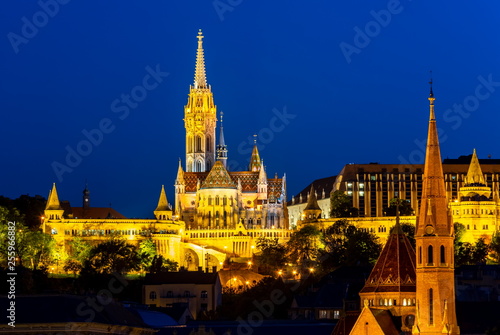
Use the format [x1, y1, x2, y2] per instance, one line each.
[216, 112, 228, 168]
[413, 84, 459, 334]
[184, 29, 217, 172]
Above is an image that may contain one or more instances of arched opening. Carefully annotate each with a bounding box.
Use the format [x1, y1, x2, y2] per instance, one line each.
[428, 245, 433, 264]
[195, 135, 202, 152]
[440, 245, 445, 264]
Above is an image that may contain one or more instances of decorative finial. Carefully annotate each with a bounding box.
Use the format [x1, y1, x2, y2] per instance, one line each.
[253, 134, 257, 145]
[220, 111, 224, 124]
[429, 70, 434, 98]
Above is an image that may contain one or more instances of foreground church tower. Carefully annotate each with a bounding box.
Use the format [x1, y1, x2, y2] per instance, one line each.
[184, 29, 217, 172]
[413, 84, 459, 334]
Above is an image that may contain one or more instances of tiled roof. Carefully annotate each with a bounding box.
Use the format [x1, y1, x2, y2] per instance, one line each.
[71, 207, 127, 219]
[360, 223, 416, 294]
[289, 176, 336, 205]
[201, 161, 236, 189]
[183, 171, 283, 196]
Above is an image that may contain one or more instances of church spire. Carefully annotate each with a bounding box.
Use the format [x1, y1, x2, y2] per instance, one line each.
[413, 82, 459, 334]
[216, 111, 228, 167]
[194, 29, 207, 89]
[416, 79, 449, 236]
[184, 30, 216, 172]
[464, 149, 486, 186]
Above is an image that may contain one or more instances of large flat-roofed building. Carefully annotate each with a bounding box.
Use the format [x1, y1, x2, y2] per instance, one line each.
[289, 152, 500, 243]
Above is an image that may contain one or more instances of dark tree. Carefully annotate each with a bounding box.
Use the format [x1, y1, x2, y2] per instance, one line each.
[490, 231, 500, 264]
[255, 237, 287, 275]
[389, 222, 415, 248]
[384, 198, 413, 216]
[321, 219, 381, 270]
[286, 225, 323, 272]
[81, 239, 140, 275]
[330, 191, 358, 218]
[149, 255, 178, 273]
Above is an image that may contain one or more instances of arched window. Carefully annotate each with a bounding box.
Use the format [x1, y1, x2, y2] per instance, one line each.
[188, 135, 193, 153]
[195, 135, 202, 152]
[166, 291, 173, 298]
[184, 290, 190, 297]
[206, 135, 212, 152]
[440, 245, 445, 264]
[149, 291, 157, 300]
[418, 246, 422, 264]
[215, 196, 220, 206]
[428, 245, 434, 264]
[429, 288, 434, 324]
[196, 160, 202, 172]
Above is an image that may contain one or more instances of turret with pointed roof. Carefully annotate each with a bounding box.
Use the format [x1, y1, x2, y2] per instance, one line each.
[302, 185, 322, 222]
[257, 160, 268, 199]
[359, 205, 416, 320]
[44, 183, 64, 221]
[460, 149, 490, 199]
[154, 185, 172, 220]
[413, 83, 459, 334]
[249, 136, 261, 172]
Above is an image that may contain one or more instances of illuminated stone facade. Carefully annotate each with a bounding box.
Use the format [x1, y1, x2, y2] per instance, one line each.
[175, 30, 288, 232]
[290, 155, 500, 244]
[42, 30, 290, 273]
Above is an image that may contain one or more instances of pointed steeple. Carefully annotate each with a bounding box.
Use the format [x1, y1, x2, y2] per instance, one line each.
[249, 135, 261, 172]
[416, 80, 450, 236]
[414, 82, 459, 334]
[258, 160, 267, 183]
[44, 183, 64, 221]
[464, 149, 486, 186]
[155, 185, 170, 211]
[301, 185, 322, 223]
[46, 183, 62, 210]
[257, 160, 268, 199]
[175, 159, 185, 185]
[460, 149, 490, 199]
[154, 185, 172, 220]
[359, 201, 416, 316]
[194, 29, 207, 89]
[184, 30, 216, 172]
[216, 111, 228, 167]
[304, 185, 321, 211]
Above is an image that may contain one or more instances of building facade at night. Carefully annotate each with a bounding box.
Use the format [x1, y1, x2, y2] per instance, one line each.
[289, 152, 500, 244]
[343, 87, 459, 334]
[42, 31, 290, 276]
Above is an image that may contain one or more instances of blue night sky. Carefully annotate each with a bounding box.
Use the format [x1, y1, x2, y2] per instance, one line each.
[1, 1, 500, 218]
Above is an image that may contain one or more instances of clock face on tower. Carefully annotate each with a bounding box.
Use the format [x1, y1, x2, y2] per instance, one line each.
[425, 225, 435, 235]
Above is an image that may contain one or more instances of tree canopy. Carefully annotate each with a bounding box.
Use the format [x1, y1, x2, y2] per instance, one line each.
[320, 219, 382, 270]
[330, 191, 358, 218]
[384, 198, 414, 216]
